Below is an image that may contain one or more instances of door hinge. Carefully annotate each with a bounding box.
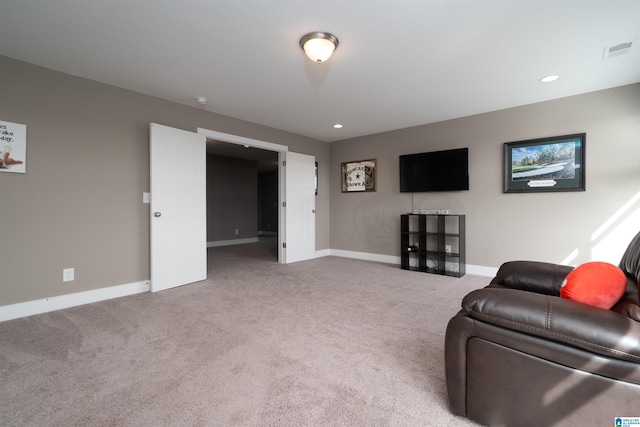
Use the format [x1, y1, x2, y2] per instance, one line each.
[282, 160, 286, 167]
[283, 243, 286, 248]
[282, 201, 286, 207]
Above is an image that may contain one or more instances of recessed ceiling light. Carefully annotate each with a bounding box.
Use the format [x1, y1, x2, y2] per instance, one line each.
[540, 75, 560, 83]
[333, 124, 343, 129]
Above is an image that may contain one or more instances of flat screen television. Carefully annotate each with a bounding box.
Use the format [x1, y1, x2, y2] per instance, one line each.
[399, 148, 469, 192]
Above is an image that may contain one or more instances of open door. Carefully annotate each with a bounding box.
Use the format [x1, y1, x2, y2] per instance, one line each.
[281, 151, 316, 263]
[195, 128, 317, 265]
[150, 123, 207, 292]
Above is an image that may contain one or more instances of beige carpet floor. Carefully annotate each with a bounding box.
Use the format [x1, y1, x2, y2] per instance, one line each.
[0, 238, 486, 426]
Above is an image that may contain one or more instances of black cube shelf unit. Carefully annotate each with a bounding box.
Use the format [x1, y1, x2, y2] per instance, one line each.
[401, 214, 466, 277]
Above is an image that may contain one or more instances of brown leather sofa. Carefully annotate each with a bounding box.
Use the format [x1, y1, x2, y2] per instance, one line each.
[445, 231, 640, 427]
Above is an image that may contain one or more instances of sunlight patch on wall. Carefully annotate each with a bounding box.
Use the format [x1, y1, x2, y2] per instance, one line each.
[591, 191, 640, 264]
[560, 248, 579, 266]
[591, 192, 640, 241]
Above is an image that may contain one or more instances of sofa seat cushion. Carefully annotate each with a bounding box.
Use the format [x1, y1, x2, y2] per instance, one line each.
[461, 288, 640, 362]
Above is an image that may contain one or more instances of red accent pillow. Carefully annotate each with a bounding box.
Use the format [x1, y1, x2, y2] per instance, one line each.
[560, 261, 627, 309]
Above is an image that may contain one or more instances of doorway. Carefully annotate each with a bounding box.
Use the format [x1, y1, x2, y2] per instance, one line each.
[197, 127, 316, 265]
[205, 139, 279, 260]
[150, 125, 316, 293]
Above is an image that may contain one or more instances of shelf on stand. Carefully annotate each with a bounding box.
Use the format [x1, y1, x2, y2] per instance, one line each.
[400, 213, 465, 278]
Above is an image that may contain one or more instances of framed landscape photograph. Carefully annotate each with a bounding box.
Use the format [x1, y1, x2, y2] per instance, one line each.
[503, 133, 585, 193]
[341, 159, 376, 192]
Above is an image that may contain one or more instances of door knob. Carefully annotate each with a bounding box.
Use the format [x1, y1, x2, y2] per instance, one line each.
[154, 212, 162, 217]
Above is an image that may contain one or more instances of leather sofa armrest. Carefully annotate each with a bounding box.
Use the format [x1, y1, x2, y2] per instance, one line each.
[489, 260, 574, 295]
[462, 288, 640, 362]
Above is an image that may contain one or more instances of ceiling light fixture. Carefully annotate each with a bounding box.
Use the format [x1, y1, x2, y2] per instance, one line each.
[333, 124, 343, 129]
[196, 96, 207, 105]
[300, 32, 339, 63]
[539, 75, 560, 83]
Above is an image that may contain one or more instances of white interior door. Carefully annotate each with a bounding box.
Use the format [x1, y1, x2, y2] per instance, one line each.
[150, 123, 207, 292]
[282, 151, 316, 263]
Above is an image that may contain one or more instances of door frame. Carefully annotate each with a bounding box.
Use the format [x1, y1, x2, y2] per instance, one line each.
[197, 128, 290, 263]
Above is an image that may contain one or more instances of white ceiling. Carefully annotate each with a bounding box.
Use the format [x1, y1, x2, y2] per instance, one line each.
[1, 1, 639, 143]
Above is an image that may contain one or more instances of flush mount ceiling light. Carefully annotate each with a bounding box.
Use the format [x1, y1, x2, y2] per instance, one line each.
[300, 31, 339, 63]
[539, 75, 560, 83]
[333, 123, 343, 129]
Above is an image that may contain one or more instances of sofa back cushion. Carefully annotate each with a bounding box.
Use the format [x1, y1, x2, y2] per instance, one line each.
[613, 231, 640, 322]
[620, 231, 640, 283]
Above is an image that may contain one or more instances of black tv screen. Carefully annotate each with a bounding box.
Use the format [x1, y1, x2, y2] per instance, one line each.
[399, 148, 469, 192]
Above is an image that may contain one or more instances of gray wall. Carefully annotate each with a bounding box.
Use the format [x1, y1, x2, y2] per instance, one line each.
[330, 83, 640, 269]
[0, 56, 330, 306]
[206, 154, 257, 242]
[1, 53, 638, 308]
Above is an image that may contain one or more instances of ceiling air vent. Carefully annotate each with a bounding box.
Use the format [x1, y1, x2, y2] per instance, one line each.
[602, 40, 635, 60]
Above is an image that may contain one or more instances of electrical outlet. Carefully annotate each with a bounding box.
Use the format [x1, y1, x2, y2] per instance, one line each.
[63, 268, 75, 282]
[235, 228, 240, 235]
[445, 245, 452, 254]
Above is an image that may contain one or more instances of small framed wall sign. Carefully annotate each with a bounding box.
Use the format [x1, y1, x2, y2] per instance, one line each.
[503, 133, 585, 193]
[341, 159, 376, 192]
[0, 120, 27, 174]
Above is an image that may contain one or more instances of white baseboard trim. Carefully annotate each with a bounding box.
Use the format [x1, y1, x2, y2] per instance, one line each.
[207, 237, 259, 248]
[325, 249, 497, 277]
[466, 265, 499, 277]
[0, 280, 150, 322]
[328, 249, 401, 265]
[1, 252, 497, 323]
[315, 249, 331, 258]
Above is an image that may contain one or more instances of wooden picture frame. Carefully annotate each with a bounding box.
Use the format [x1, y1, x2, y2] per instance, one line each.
[341, 159, 376, 192]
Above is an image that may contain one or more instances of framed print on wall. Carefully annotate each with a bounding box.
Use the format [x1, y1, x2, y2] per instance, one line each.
[503, 133, 585, 193]
[341, 159, 376, 192]
[0, 120, 27, 174]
